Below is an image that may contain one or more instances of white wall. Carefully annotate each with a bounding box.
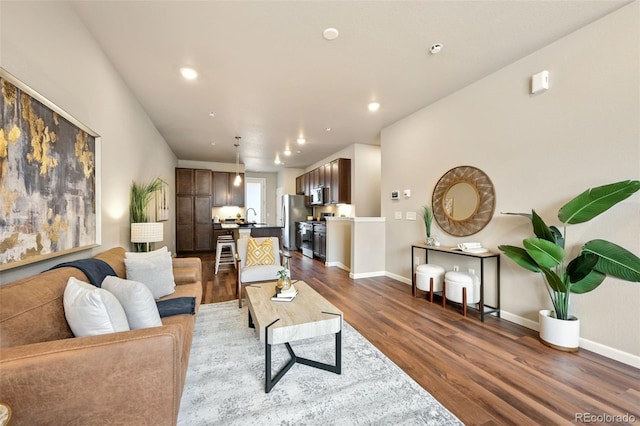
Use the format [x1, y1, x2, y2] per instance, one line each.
[1, 2, 177, 284]
[326, 218, 351, 270]
[352, 144, 382, 217]
[277, 168, 303, 196]
[381, 3, 639, 360]
[350, 217, 386, 279]
[177, 160, 243, 174]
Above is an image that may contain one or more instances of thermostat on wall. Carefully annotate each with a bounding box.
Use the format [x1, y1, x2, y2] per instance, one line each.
[391, 191, 399, 200]
[531, 70, 549, 94]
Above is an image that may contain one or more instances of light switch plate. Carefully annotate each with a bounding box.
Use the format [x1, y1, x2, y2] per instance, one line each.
[406, 211, 417, 220]
[403, 189, 411, 198]
[394, 211, 402, 220]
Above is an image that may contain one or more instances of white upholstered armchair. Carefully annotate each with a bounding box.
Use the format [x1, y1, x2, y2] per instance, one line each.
[235, 237, 283, 307]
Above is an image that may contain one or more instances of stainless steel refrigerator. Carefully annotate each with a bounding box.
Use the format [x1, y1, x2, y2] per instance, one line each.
[281, 194, 311, 250]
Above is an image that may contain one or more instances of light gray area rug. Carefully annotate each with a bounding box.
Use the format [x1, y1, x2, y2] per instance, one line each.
[178, 301, 463, 425]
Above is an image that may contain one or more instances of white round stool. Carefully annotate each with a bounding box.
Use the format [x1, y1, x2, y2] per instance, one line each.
[215, 235, 236, 274]
[414, 264, 445, 304]
[444, 271, 480, 316]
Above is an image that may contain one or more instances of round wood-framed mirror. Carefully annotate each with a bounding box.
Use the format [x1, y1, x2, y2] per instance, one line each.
[432, 166, 495, 237]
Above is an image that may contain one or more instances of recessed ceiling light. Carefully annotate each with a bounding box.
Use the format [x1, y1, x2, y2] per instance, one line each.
[208, 111, 216, 117]
[323, 27, 339, 41]
[429, 43, 443, 54]
[284, 148, 292, 156]
[210, 142, 216, 146]
[325, 127, 331, 132]
[180, 67, 198, 80]
[296, 138, 306, 144]
[368, 102, 380, 112]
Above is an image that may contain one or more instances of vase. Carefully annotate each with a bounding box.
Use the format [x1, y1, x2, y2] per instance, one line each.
[538, 309, 580, 352]
[426, 237, 440, 246]
[277, 277, 291, 291]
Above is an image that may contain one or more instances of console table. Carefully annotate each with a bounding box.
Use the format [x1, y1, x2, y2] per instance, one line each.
[411, 244, 500, 321]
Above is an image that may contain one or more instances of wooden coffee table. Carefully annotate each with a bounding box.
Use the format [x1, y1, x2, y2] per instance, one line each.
[245, 280, 343, 393]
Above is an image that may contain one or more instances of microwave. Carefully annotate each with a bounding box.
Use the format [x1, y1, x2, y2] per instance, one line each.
[310, 187, 324, 205]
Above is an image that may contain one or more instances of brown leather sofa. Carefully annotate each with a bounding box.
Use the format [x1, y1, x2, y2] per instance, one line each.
[0, 247, 202, 425]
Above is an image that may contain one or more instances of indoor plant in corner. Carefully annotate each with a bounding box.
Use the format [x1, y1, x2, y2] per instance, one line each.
[498, 180, 640, 351]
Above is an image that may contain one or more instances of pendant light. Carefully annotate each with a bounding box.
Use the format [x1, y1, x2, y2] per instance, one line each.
[233, 136, 242, 187]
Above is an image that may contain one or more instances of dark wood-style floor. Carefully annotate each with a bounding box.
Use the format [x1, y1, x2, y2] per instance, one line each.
[194, 251, 639, 425]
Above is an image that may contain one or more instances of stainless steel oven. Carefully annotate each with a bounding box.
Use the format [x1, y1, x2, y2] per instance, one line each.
[299, 222, 314, 258]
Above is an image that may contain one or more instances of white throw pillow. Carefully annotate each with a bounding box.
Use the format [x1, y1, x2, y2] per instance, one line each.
[124, 246, 169, 259]
[102, 276, 162, 329]
[124, 252, 176, 299]
[63, 277, 130, 337]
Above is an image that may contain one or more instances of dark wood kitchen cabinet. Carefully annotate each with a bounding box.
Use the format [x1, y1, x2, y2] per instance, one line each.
[322, 162, 331, 188]
[328, 158, 351, 204]
[213, 172, 245, 207]
[313, 223, 326, 261]
[296, 175, 302, 195]
[229, 174, 245, 206]
[303, 173, 311, 196]
[176, 195, 195, 252]
[176, 168, 212, 253]
[212, 172, 229, 206]
[311, 167, 320, 189]
[295, 158, 350, 205]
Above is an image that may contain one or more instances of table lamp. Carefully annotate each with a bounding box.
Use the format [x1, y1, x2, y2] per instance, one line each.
[130, 222, 163, 252]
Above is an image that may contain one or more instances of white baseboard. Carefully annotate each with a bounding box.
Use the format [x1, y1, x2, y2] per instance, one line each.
[500, 311, 540, 331]
[349, 270, 386, 279]
[577, 337, 640, 368]
[325, 261, 350, 272]
[385, 271, 411, 285]
[500, 311, 640, 369]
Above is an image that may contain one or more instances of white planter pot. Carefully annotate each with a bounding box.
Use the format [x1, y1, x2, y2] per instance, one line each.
[538, 309, 580, 352]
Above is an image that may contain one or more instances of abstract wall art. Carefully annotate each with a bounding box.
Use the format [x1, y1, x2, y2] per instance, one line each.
[0, 68, 101, 270]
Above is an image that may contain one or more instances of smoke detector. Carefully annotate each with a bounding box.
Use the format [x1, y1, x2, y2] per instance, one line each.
[429, 43, 443, 54]
[323, 27, 339, 41]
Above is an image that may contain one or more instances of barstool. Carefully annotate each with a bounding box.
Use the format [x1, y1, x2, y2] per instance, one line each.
[215, 235, 236, 274]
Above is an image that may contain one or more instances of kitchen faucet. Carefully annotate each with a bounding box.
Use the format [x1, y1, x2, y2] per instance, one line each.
[246, 208, 257, 222]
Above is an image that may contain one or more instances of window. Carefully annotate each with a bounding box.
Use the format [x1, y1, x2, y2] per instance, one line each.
[245, 177, 266, 223]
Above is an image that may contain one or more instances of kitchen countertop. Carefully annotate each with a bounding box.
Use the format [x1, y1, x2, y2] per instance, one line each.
[217, 222, 282, 229]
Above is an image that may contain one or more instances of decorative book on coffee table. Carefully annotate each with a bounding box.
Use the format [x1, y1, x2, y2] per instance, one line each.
[272, 285, 298, 302]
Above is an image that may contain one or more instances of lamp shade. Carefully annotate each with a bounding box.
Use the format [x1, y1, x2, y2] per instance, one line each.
[130, 222, 163, 243]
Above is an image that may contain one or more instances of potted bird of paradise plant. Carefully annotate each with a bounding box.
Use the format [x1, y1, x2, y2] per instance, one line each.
[498, 180, 640, 351]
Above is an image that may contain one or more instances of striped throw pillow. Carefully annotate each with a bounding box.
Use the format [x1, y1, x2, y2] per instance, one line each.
[245, 238, 275, 266]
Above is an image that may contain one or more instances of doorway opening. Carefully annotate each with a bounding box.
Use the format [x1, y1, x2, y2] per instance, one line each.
[245, 177, 266, 223]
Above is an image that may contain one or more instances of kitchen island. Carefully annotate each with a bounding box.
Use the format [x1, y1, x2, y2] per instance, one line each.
[215, 222, 283, 240]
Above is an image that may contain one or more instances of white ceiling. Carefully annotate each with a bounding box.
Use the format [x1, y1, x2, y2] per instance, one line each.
[71, 0, 630, 172]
